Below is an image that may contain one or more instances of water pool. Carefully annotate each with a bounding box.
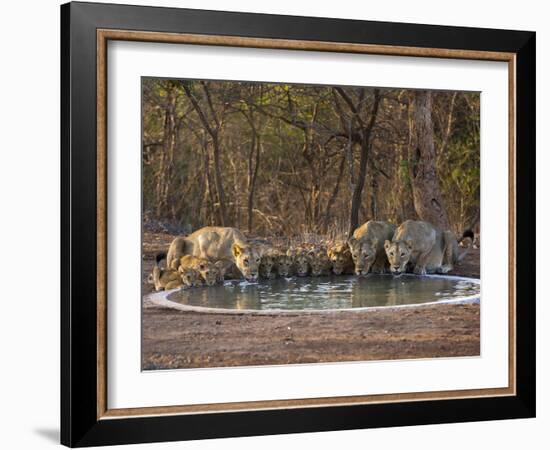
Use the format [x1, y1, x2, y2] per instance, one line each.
[161, 274, 480, 312]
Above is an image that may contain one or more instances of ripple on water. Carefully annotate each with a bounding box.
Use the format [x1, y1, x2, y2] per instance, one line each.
[166, 274, 480, 311]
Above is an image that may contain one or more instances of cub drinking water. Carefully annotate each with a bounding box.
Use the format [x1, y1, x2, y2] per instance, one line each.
[327, 242, 354, 275]
[149, 253, 201, 291]
[274, 252, 294, 277]
[174, 254, 219, 286]
[308, 246, 332, 276]
[259, 251, 277, 279]
[287, 247, 310, 277]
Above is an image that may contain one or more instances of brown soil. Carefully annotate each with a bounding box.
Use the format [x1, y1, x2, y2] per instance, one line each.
[141, 232, 480, 370]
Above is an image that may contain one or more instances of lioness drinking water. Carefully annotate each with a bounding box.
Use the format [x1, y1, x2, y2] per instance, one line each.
[166, 226, 260, 281]
[348, 221, 396, 275]
[384, 220, 467, 275]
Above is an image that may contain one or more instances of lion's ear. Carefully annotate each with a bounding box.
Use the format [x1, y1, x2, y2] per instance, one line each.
[384, 240, 391, 250]
[405, 239, 414, 250]
[177, 266, 184, 274]
[232, 244, 243, 258]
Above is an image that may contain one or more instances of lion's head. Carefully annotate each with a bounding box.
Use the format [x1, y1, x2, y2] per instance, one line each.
[232, 243, 260, 281]
[327, 243, 352, 275]
[177, 266, 202, 288]
[308, 247, 331, 276]
[348, 237, 378, 275]
[275, 252, 293, 277]
[384, 240, 413, 275]
[195, 259, 220, 286]
[259, 253, 276, 279]
[288, 248, 309, 277]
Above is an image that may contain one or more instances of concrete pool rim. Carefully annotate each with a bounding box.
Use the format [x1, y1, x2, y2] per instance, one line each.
[146, 274, 480, 316]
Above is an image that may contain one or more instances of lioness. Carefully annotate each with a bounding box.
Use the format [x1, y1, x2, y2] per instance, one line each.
[384, 220, 465, 275]
[327, 242, 354, 275]
[166, 226, 260, 281]
[348, 221, 396, 275]
[177, 254, 219, 286]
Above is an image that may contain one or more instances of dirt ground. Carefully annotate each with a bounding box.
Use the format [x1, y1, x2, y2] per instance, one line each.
[141, 231, 480, 370]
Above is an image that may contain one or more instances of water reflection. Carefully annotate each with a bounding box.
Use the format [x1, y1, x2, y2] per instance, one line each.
[167, 275, 479, 311]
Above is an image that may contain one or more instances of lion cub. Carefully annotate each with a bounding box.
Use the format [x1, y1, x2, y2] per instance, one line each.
[175, 255, 220, 286]
[308, 246, 332, 276]
[150, 266, 183, 291]
[287, 248, 310, 277]
[149, 254, 201, 291]
[259, 252, 277, 279]
[274, 252, 294, 277]
[327, 242, 354, 275]
[177, 266, 203, 288]
[384, 220, 465, 275]
[348, 221, 396, 275]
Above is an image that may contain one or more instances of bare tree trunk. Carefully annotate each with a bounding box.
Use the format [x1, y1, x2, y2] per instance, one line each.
[181, 82, 228, 226]
[202, 140, 216, 226]
[247, 139, 261, 233]
[211, 134, 228, 226]
[397, 105, 418, 221]
[322, 153, 346, 232]
[348, 89, 381, 236]
[398, 143, 417, 221]
[409, 91, 451, 230]
[155, 86, 177, 218]
[369, 166, 377, 220]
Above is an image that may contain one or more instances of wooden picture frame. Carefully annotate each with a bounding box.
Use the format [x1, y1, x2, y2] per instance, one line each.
[61, 2, 535, 447]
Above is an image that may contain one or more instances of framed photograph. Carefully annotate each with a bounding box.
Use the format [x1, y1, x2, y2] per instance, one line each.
[61, 1, 535, 447]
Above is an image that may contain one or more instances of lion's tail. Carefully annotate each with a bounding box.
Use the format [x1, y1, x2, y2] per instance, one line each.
[456, 246, 469, 263]
[155, 252, 167, 266]
[461, 229, 475, 241]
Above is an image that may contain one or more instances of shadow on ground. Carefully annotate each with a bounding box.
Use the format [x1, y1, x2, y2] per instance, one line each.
[34, 428, 59, 444]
